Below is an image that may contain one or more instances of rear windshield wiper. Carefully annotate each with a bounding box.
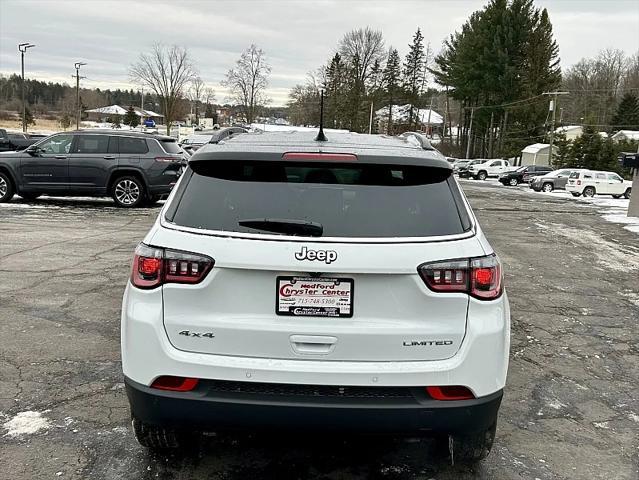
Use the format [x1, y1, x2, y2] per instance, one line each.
[238, 218, 323, 237]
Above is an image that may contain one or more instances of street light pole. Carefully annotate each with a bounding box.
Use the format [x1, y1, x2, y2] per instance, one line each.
[18, 43, 35, 133]
[543, 91, 569, 167]
[73, 62, 87, 130]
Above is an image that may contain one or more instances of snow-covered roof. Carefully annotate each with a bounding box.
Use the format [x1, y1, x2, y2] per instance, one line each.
[85, 105, 163, 118]
[611, 130, 639, 141]
[375, 104, 443, 125]
[250, 123, 349, 133]
[555, 125, 582, 133]
[522, 143, 551, 154]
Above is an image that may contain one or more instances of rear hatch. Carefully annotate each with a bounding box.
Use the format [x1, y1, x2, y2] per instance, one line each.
[155, 157, 485, 362]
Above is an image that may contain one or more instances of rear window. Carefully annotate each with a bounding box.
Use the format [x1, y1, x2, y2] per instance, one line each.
[119, 137, 148, 154]
[167, 161, 470, 238]
[160, 139, 181, 154]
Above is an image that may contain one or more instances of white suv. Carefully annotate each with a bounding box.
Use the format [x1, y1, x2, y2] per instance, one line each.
[566, 170, 632, 198]
[121, 132, 510, 463]
[468, 159, 511, 180]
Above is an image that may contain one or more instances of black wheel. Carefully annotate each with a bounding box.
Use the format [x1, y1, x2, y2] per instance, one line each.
[20, 192, 41, 201]
[612, 194, 622, 199]
[0, 172, 14, 203]
[111, 176, 145, 208]
[132, 418, 188, 450]
[582, 186, 596, 197]
[477, 171, 487, 181]
[542, 182, 554, 193]
[508, 178, 518, 186]
[571, 192, 581, 197]
[624, 188, 631, 199]
[448, 422, 496, 465]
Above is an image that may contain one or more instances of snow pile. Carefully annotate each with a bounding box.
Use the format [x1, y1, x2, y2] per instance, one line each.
[3, 410, 51, 437]
[577, 196, 639, 235]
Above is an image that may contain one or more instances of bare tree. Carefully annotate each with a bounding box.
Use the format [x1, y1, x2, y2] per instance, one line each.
[129, 44, 198, 135]
[338, 27, 386, 85]
[222, 44, 271, 124]
[188, 77, 205, 124]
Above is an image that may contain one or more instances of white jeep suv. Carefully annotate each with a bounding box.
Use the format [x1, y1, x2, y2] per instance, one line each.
[566, 170, 632, 198]
[121, 131, 510, 463]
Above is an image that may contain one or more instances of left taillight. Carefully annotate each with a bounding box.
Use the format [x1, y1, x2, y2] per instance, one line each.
[418, 254, 503, 300]
[130, 243, 214, 289]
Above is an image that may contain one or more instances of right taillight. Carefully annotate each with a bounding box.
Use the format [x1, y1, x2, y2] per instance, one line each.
[418, 254, 503, 300]
[131, 243, 214, 289]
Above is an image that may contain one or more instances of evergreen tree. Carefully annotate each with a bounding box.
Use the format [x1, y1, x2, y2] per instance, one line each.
[382, 48, 402, 134]
[111, 114, 122, 129]
[324, 53, 347, 128]
[611, 93, 639, 131]
[403, 28, 425, 128]
[123, 106, 139, 127]
[19, 107, 35, 127]
[60, 113, 71, 130]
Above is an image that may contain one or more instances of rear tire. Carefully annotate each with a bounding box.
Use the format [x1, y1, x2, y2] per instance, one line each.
[508, 178, 518, 186]
[111, 175, 145, 208]
[624, 188, 631, 199]
[20, 192, 41, 201]
[542, 183, 554, 193]
[582, 186, 596, 197]
[0, 172, 14, 203]
[448, 422, 496, 465]
[571, 192, 581, 197]
[132, 418, 189, 450]
[477, 171, 487, 181]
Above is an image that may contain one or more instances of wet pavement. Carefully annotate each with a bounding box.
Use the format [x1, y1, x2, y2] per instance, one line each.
[0, 184, 637, 480]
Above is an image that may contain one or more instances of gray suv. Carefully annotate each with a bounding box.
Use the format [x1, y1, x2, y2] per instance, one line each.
[0, 130, 185, 207]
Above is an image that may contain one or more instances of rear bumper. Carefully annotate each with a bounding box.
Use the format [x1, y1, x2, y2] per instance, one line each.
[125, 377, 502, 435]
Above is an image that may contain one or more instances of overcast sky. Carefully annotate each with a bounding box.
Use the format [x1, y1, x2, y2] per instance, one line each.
[1, 0, 638, 106]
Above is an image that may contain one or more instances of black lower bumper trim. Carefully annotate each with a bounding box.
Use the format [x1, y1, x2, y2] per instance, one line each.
[125, 378, 502, 435]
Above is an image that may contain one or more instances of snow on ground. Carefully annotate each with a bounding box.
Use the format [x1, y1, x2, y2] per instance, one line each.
[3, 410, 51, 437]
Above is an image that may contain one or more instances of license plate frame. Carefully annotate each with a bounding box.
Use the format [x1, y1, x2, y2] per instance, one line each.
[276, 276, 354, 318]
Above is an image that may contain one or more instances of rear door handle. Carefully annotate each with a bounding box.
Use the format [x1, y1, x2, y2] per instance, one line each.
[103, 155, 116, 160]
[54, 155, 67, 159]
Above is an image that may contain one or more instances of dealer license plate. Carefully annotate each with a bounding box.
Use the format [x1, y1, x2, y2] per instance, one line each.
[276, 276, 354, 317]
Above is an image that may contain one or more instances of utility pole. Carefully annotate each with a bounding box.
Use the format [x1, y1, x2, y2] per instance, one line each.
[73, 62, 87, 130]
[628, 145, 639, 218]
[426, 96, 433, 137]
[465, 107, 474, 159]
[18, 43, 35, 133]
[368, 101, 374, 134]
[543, 91, 569, 167]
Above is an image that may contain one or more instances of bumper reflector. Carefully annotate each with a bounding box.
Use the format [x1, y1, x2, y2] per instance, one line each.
[151, 376, 199, 392]
[426, 386, 475, 401]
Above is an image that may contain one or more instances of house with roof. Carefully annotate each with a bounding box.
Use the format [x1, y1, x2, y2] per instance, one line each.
[85, 105, 164, 124]
[555, 125, 582, 140]
[375, 104, 443, 134]
[611, 130, 639, 142]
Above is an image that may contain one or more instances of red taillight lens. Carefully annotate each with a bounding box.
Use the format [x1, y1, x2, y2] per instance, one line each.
[418, 254, 502, 300]
[426, 386, 475, 401]
[282, 152, 358, 162]
[470, 255, 502, 300]
[155, 156, 181, 162]
[130, 244, 214, 289]
[151, 376, 199, 392]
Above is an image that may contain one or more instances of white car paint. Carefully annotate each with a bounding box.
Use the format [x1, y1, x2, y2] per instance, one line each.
[468, 159, 511, 179]
[566, 169, 632, 197]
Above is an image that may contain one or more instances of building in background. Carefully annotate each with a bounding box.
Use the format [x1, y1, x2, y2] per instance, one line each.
[521, 143, 558, 166]
[85, 105, 164, 124]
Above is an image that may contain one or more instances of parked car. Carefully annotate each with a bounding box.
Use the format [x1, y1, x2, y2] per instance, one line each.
[468, 159, 511, 180]
[122, 131, 510, 463]
[0, 130, 186, 207]
[456, 159, 485, 178]
[498, 165, 553, 186]
[565, 170, 632, 198]
[0, 128, 40, 152]
[529, 168, 581, 192]
[452, 159, 470, 173]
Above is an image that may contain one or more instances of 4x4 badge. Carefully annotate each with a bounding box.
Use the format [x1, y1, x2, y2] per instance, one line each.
[295, 246, 337, 264]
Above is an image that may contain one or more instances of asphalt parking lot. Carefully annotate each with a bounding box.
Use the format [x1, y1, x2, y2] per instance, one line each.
[1, 183, 638, 480]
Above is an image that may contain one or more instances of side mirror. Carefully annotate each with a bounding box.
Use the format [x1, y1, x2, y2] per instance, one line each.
[25, 145, 39, 155]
